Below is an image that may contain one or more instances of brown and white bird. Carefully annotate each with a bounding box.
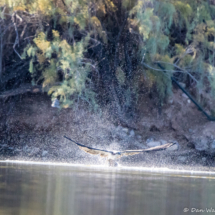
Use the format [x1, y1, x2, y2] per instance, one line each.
[64, 136, 176, 166]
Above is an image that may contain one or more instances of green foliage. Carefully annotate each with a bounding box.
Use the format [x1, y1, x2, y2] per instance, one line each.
[2, 0, 215, 113]
[22, 28, 97, 109]
[129, 2, 154, 40]
[135, 0, 215, 103]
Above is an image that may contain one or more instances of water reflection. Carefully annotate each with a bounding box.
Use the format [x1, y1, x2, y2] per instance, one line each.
[0, 162, 215, 215]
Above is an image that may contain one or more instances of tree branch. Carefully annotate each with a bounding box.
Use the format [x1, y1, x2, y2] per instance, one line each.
[114, 15, 128, 72]
[12, 12, 22, 59]
[0, 84, 42, 99]
[155, 61, 199, 83]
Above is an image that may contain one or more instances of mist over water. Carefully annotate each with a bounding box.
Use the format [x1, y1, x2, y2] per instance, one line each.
[0, 161, 215, 215]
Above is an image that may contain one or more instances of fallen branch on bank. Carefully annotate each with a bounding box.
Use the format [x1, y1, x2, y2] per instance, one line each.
[0, 84, 42, 99]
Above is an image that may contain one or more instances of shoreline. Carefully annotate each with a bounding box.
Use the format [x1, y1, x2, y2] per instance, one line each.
[1, 159, 215, 177]
[1, 93, 215, 173]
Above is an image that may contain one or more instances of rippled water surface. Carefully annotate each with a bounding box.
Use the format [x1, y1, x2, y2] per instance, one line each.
[0, 161, 215, 215]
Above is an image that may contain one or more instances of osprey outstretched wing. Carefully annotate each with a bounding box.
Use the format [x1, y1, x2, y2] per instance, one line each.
[64, 136, 175, 160]
[117, 143, 175, 158]
[64, 136, 115, 158]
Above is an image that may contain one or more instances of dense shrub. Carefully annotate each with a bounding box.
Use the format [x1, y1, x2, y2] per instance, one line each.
[1, 0, 215, 119]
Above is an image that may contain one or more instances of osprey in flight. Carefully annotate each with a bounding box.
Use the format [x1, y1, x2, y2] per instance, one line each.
[64, 136, 175, 166]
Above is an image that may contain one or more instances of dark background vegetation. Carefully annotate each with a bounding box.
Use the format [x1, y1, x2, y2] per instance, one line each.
[1, 0, 215, 126]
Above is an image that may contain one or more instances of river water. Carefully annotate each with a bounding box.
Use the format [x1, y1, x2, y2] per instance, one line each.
[0, 161, 215, 215]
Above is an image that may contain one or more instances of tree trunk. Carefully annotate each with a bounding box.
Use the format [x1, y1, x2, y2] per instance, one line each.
[0, 24, 3, 82]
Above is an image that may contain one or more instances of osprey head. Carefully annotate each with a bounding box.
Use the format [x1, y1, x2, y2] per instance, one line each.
[109, 151, 122, 160]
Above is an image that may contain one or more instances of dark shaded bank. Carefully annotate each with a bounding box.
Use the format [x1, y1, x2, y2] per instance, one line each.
[0, 90, 215, 171]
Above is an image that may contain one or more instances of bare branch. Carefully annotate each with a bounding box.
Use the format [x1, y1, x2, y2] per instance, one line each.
[0, 6, 6, 80]
[12, 12, 22, 59]
[114, 16, 128, 71]
[0, 84, 42, 99]
[0, 24, 2, 80]
[20, 24, 27, 39]
[15, 13, 23, 23]
[142, 61, 199, 84]
[174, 45, 196, 65]
[155, 61, 199, 83]
[142, 62, 173, 73]
[24, 35, 36, 40]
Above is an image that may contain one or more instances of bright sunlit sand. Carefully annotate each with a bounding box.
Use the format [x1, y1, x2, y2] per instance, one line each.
[1, 160, 215, 179]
